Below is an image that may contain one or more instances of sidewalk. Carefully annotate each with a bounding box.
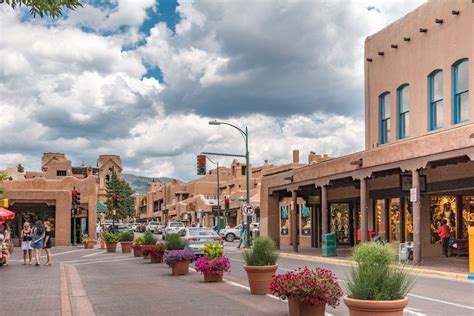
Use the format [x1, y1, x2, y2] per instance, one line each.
[279, 245, 471, 280]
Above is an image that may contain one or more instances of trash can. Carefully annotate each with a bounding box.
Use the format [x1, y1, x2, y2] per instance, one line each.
[399, 242, 413, 263]
[322, 233, 337, 257]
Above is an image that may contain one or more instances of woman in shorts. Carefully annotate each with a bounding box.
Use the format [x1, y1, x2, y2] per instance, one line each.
[20, 222, 33, 265]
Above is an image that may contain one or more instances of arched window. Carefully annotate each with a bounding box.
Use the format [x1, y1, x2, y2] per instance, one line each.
[429, 70, 443, 130]
[397, 84, 409, 139]
[453, 59, 469, 124]
[379, 92, 391, 144]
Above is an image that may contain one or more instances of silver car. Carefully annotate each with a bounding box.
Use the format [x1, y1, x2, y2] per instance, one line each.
[182, 228, 223, 256]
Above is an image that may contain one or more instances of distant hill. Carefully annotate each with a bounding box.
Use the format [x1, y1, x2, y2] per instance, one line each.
[122, 173, 176, 193]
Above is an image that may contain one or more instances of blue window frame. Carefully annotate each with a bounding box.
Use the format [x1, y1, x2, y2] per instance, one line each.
[380, 92, 390, 144]
[429, 70, 443, 130]
[453, 59, 469, 124]
[397, 84, 409, 139]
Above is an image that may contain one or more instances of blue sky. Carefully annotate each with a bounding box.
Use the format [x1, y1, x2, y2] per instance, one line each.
[0, 0, 426, 181]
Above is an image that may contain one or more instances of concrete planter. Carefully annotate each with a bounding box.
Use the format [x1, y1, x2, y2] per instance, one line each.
[288, 296, 326, 316]
[343, 296, 408, 316]
[243, 264, 278, 295]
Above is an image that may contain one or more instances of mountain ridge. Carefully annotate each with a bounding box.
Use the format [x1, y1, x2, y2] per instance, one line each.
[122, 173, 177, 193]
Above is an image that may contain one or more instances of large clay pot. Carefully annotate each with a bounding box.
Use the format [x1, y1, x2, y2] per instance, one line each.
[105, 242, 117, 253]
[288, 296, 326, 316]
[243, 265, 278, 295]
[121, 242, 132, 253]
[203, 271, 223, 282]
[83, 241, 96, 249]
[133, 247, 142, 257]
[172, 260, 190, 275]
[343, 296, 408, 316]
[150, 252, 164, 263]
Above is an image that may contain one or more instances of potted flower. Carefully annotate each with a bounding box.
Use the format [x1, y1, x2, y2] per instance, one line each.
[141, 231, 158, 259]
[243, 236, 279, 295]
[101, 231, 120, 253]
[82, 235, 96, 249]
[119, 231, 134, 253]
[271, 267, 343, 316]
[343, 242, 415, 315]
[164, 249, 194, 275]
[165, 232, 186, 251]
[132, 236, 143, 257]
[142, 243, 166, 263]
[194, 242, 231, 282]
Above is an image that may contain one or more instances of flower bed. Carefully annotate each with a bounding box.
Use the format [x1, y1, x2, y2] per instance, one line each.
[164, 249, 194, 266]
[194, 256, 231, 276]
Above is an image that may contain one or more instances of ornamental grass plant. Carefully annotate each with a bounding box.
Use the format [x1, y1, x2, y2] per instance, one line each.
[270, 267, 343, 308]
[119, 231, 134, 242]
[202, 241, 224, 259]
[101, 231, 120, 243]
[142, 230, 158, 245]
[346, 242, 416, 301]
[243, 236, 279, 266]
[166, 232, 186, 250]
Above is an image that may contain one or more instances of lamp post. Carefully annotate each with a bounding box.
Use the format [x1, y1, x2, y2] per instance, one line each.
[209, 120, 251, 247]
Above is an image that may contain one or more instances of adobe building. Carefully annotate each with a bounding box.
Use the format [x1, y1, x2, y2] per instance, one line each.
[259, 0, 473, 266]
[135, 160, 275, 228]
[1, 153, 122, 246]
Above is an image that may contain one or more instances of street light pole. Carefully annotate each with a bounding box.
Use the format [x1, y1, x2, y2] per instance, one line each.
[208, 120, 251, 248]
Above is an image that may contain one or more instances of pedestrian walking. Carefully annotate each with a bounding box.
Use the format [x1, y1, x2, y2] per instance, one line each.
[21, 222, 33, 265]
[96, 222, 102, 240]
[43, 221, 53, 266]
[31, 221, 45, 266]
[236, 221, 246, 249]
[437, 219, 451, 257]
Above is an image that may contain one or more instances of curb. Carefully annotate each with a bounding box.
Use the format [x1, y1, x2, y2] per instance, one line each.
[279, 252, 471, 280]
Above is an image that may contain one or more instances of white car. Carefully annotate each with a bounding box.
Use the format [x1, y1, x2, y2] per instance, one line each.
[163, 222, 185, 238]
[219, 223, 260, 242]
[146, 221, 160, 233]
[131, 222, 141, 232]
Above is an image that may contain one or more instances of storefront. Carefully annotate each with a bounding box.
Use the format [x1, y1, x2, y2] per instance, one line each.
[10, 203, 56, 246]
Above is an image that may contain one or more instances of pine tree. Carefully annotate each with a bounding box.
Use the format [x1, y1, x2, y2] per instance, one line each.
[105, 169, 135, 220]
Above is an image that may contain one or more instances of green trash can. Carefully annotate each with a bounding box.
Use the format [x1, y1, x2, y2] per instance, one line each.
[321, 233, 337, 257]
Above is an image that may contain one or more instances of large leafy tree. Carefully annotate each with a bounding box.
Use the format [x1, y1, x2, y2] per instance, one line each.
[105, 170, 135, 220]
[3, 0, 82, 18]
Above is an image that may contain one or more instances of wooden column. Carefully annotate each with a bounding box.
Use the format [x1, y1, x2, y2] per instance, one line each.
[291, 190, 298, 253]
[360, 178, 368, 242]
[321, 186, 328, 235]
[412, 169, 421, 265]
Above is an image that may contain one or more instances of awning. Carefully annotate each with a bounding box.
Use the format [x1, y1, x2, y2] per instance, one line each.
[96, 200, 108, 212]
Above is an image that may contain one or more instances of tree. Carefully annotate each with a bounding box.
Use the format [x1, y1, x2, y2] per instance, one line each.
[105, 169, 135, 220]
[3, 0, 83, 18]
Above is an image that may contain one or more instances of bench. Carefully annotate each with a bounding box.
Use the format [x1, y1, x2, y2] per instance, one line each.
[450, 239, 468, 257]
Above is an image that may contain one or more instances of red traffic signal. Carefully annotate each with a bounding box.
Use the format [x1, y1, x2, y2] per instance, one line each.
[197, 155, 206, 175]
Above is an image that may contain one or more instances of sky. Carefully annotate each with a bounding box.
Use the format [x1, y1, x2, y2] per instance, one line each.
[0, 0, 426, 181]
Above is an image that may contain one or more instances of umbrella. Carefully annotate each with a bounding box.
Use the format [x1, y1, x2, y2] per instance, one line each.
[0, 207, 15, 221]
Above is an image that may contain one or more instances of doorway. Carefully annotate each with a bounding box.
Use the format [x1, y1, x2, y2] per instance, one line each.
[10, 203, 56, 245]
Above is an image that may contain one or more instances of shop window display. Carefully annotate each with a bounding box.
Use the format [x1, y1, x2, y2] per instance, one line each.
[330, 204, 350, 244]
[300, 203, 311, 236]
[462, 196, 474, 239]
[389, 198, 400, 242]
[430, 196, 456, 244]
[404, 199, 413, 242]
[280, 205, 289, 236]
[375, 200, 386, 241]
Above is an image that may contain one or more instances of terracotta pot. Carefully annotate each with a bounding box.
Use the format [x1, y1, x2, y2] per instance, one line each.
[150, 252, 164, 263]
[121, 242, 132, 253]
[288, 296, 326, 316]
[143, 253, 150, 260]
[203, 271, 223, 282]
[172, 260, 190, 275]
[243, 265, 278, 295]
[105, 242, 117, 253]
[343, 296, 408, 316]
[133, 247, 142, 257]
[83, 241, 96, 249]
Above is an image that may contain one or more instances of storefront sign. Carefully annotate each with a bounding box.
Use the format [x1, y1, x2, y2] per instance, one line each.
[410, 188, 418, 202]
[307, 195, 320, 206]
[400, 175, 427, 192]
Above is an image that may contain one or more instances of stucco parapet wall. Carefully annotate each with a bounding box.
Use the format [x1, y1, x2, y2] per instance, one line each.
[1, 175, 97, 193]
[262, 163, 306, 177]
[264, 123, 474, 191]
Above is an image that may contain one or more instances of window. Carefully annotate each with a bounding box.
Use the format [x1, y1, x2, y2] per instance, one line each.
[453, 59, 469, 123]
[379, 93, 391, 144]
[397, 85, 409, 139]
[429, 70, 443, 130]
[57, 170, 67, 176]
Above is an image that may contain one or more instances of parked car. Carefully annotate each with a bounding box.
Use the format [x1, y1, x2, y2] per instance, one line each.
[131, 222, 141, 232]
[219, 223, 260, 242]
[153, 224, 163, 235]
[140, 222, 147, 232]
[163, 221, 185, 238]
[182, 228, 223, 256]
[107, 223, 134, 235]
[146, 221, 160, 233]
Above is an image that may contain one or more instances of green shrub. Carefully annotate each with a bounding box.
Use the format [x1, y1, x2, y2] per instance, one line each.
[119, 231, 134, 242]
[101, 231, 120, 243]
[346, 242, 415, 301]
[202, 241, 223, 259]
[133, 236, 143, 245]
[166, 233, 186, 250]
[142, 231, 158, 245]
[243, 236, 279, 266]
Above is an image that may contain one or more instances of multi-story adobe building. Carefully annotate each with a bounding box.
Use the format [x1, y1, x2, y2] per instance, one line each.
[134, 160, 279, 228]
[1, 153, 122, 246]
[259, 0, 473, 266]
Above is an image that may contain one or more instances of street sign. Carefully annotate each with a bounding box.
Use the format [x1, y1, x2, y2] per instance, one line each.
[410, 188, 418, 203]
[242, 203, 255, 216]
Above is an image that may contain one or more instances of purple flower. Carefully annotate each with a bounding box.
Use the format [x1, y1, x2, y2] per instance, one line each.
[164, 249, 195, 266]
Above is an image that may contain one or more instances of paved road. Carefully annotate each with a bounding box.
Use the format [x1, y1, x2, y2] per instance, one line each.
[3, 241, 473, 316]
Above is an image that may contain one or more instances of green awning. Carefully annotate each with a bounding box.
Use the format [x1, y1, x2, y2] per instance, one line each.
[96, 200, 108, 212]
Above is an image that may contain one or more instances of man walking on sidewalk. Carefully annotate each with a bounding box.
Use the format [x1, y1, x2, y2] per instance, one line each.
[236, 221, 246, 249]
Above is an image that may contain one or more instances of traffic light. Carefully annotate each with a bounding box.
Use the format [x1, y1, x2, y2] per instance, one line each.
[112, 192, 118, 208]
[72, 189, 78, 206]
[225, 197, 230, 210]
[197, 155, 206, 175]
